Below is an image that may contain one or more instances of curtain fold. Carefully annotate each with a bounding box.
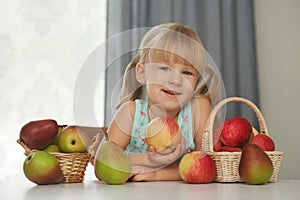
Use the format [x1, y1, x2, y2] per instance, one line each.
[105, 0, 259, 127]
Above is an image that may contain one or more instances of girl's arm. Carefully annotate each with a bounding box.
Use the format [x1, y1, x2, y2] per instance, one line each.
[107, 101, 135, 149]
[131, 161, 182, 181]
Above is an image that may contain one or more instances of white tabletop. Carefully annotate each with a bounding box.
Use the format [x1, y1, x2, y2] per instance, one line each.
[2, 179, 299, 200]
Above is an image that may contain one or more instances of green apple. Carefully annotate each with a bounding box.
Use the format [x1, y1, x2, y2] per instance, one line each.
[58, 126, 90, 153]
[43, 144, 61, 153]
[23, 151, 64, 185]
[94, 141, 131, 184]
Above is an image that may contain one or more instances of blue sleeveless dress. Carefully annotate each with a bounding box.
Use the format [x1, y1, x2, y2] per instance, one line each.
[125, 99, 195, 154]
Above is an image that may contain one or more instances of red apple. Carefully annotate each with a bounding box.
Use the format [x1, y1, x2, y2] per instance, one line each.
[145, 117, 182, 154]
[220, 146, 242, 152]
[252, 134, 275, 151]
[179, 151, 216, 183]
[220, 117, 252, 147]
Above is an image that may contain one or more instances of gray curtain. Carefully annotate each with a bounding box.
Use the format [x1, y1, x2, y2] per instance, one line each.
[105, 0, 259, 128]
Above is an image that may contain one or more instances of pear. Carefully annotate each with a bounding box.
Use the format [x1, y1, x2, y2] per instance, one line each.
[51, 126, 64, 145]
[43, 144, 61, 153]
[20, 119, 59, 149]
[239, 144, 273, 184]
[58, 126, 90, 153]
[23, 151, 64, 185]
[94, 141, 131, 184]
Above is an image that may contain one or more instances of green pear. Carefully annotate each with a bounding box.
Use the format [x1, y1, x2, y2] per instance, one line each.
[20, 119, 59, 149]
[94, 141, 131, 184]
[43, 144, 61, 153]
[51, 126, 64, 145]
[23, 151, 64, 185]
[239, 144, 273, 184]
[58, 126, 90, 153]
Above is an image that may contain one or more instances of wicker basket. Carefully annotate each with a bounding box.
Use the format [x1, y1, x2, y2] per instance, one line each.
[88, 127, 108, 165]
[17, 139, 91, 183]
[202, 97, 283, 183]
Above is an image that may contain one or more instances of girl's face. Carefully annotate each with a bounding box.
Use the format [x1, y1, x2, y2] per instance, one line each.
[142, 62, 199, 115]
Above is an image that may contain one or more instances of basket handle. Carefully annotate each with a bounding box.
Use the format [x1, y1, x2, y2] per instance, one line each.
[202, 97, 269, 152]
[17, 139, 34, 155]
[88, 127, 108, 157]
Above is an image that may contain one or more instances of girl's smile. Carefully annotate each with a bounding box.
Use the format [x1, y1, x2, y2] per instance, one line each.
[161, 88, 182, 98]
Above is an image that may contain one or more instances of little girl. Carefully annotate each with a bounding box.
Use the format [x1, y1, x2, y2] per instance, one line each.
[107, 23, 220, 181]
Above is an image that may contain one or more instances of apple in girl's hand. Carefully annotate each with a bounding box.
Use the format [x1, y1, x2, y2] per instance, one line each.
[252, 134, 275, 151]
[58, 126, 90, 153]
[179, 151, 216, 183]
[145, 117, 182, 154]
[220, 117, 252, 147]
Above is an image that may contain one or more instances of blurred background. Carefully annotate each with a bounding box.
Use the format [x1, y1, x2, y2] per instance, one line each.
[0, 0, 299, 181]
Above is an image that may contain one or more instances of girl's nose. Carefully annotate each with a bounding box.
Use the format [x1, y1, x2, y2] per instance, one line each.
[168, 71, 182, 86]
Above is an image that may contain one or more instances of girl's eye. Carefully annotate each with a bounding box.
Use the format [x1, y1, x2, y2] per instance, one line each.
[160, 66, 170, 71]
[182, 71, 193, 76]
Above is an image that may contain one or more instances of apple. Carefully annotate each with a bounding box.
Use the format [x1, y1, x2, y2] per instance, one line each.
[252, 134, 275, 151]
[20, 119, 59, 149]
[23, 151, 64, 185]
[213, 128, 223, 151]
[220, 116, 252, 147]
[145, 116, 182, 154]
[220, 146, 242, 152]
[58, 126, 90, 153]
[179, 151, 216, 183]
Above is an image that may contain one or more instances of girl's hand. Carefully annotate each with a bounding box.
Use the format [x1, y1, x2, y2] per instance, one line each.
[147, 137, 185, 166]
[130, 137, 185, 175]
[130, 171, 157, 182]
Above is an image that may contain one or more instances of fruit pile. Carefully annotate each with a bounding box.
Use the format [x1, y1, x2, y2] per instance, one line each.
[213, 116, 275, 152]
[20, 115, 278, 185]
[212, 116, 277, 184]
[19, 119, 91, 185]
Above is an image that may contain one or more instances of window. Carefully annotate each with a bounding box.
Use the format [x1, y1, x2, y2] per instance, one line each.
[0, 1, 107, 180]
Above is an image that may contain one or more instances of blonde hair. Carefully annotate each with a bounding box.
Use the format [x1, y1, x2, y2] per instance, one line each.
[117, 23, 221, 108]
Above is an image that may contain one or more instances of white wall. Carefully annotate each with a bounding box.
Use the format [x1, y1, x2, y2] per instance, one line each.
[254, 0, 300, 179]
[0, 0, 106, 180]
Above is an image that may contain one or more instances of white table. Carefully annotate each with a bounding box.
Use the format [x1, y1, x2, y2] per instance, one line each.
[2, 179, 299, 200]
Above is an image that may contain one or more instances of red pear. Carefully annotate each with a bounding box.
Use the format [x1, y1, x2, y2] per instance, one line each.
[239, 144, 273, 184]
[20, 119, 59, 150]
